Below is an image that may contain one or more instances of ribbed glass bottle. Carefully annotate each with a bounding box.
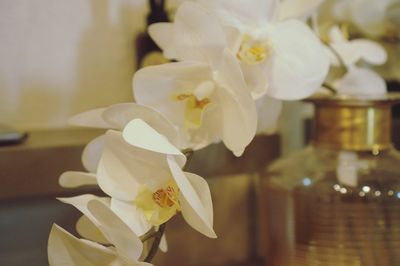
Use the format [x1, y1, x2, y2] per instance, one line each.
[261, 94, 400, 266]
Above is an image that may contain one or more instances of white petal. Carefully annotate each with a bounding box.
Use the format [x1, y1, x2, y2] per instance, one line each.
[110, 198, 152, 237]
[171, 2, 227, 66]
[159, 234, 168, 253]
[351, 40, 387, 65]
[197, 0, 278, 27]
[266, 20, 329, 100]
[133, 62, 221, 149]
[59, 171, 98, 188]
[279, 0, 324, 20]
[256, 95, 282, 135]
[351, 0, 391, 36]
[148, 23, 174, 56]
[48, 224, 116, 266]
[122, 119, 183, 157]
[329, 25, 347, 43]
[68, 108, 112, 129]
[215, 50, 257, 156]
[87, 199, 144, 262]
[240, 62, 269, 99]
[58, 195, 110, 228]
[133, 62, 211, 127]
[333, 67, 387, 96]
[76, 215, 109, 244]
[183, 106, 223, 150]
[97, 130, 171, 201]
[167, 156, 216, 238]
[82, 135, 105, 173]
[103, 103, 181, 148]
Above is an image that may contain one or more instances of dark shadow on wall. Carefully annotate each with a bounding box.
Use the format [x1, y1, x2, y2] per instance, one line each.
[72, 0, 146, 114]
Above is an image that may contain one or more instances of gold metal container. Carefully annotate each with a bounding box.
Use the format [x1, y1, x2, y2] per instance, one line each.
[261, 94, 400, 266]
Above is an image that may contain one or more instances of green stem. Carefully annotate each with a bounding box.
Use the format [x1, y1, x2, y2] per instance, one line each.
[322, 40, 349, 73]
[322, 82, 338, 94]
[142, 149, 194, 262]
[140, 228, 158, 243]
[144, 223, 167, 262]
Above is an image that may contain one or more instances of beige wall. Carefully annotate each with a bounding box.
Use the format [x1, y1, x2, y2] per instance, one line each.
[0, 0, 150, 130]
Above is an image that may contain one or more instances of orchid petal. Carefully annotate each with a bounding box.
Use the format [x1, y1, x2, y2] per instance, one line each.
[82, 135, 105, 173]
[103, 103, 181, 148]
[87, 199, 144, 262]
[134, 62, 210, 127]
[279, 0, 324, 20]
[76, 215, 109, 244]
[97, 130, 172, 201]
[352, 0, 392, 36]
[110, 198, 152, 237]
[59, 171, 98, 188]
[133, 62, 221, 150]
[148, 23, 175, 57]
[68, 108, 112, 129]
[167, 156, 216, 238]
[256, 95, 282, 135]
[48, 224, 116, 266]
[328, 25, 347, 43]
[58, 195, 110, 228]
[216, 50, 257, 156]
[150, 2, 226, 67]
[122, 119, 182, 156]
[351, 40, 387, 65]
[333, 67, 387, 96]
[159, 233, 168, 253]
[266, 20, 329, 100]
[197, 0, 278, 27]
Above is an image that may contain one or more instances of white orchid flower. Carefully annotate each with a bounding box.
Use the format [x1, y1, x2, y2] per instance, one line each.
[48, 198, 152, 266]
[96, 120, 216, 238]
[59, 118, 216, 239]
[279, 0, 325, 20]
[133, 49, 257, 156]
[150, 1, 329, 100]
[333, 66, 387, 96]
[326, 26, 388, 68]
[325, 26, 387, 96]
[332, 0, 395, 37]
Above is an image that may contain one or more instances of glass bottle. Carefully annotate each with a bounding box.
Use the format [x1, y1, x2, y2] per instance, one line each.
[261, 94, 400, 266]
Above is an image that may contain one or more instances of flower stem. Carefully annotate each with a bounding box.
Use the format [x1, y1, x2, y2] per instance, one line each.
[144, 223, 167, 262]
[142, 149, 193, 262]
[322, 82, 338, 94]
[322, 40, 349, 73]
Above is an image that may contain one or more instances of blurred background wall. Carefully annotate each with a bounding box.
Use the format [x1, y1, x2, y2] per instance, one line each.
[0, 0, 149, 130]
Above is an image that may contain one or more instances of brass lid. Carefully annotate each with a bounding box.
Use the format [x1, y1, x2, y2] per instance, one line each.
[306, 93, 400, 151]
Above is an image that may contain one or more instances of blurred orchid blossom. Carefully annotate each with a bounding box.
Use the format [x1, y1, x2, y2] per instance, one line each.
[150, 1, 329, 101]
[325, 25, 388, 96]
[333, 67, 387, 97]
[279, 0, 326, 20]
[48, 198, 152, 266]
[326, 26, 388, 67]
[133, 50, 257, 156]
[332, 0, 396, 37]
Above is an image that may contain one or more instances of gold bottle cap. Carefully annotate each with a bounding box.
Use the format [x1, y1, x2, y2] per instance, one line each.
[305, 93, 400, 151]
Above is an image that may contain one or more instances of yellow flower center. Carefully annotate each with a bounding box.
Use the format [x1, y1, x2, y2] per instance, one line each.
[152, 185, 179, 208]
[237, 34, 271, 65]
[173, 80, 214, 129]
[135, 180, 181, 226]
